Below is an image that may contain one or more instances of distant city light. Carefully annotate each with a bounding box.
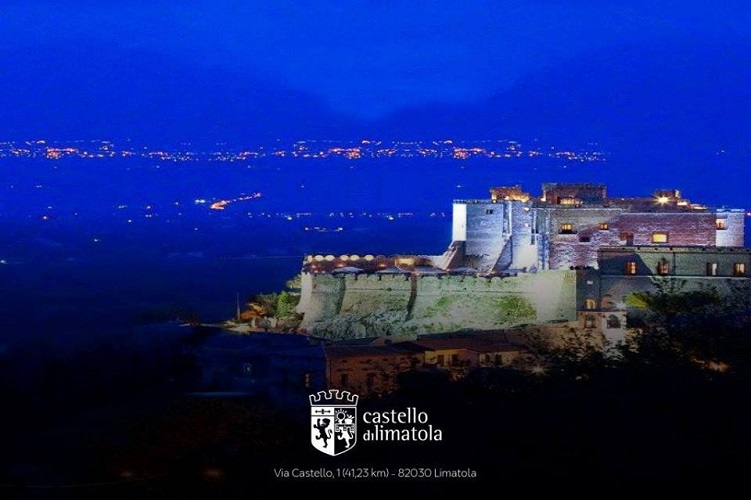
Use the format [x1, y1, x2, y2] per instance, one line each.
[210, 193, 262, 210]
[0, 138, 609, 163]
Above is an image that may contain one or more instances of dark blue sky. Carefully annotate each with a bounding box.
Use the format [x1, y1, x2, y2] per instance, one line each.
[3, 1, 750, 118]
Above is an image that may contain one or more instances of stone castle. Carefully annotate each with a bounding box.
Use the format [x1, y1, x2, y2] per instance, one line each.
[296, 183, 748, 343]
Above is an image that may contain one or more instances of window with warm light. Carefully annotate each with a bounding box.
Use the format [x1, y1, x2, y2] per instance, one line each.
[625, 261, 637, 275]
[585, 299, 597, 310]
[599, 223, 609, 230]
[733, 263, 746, 276]
[716, 219, 727, 230]
[652, 232, 669, 244]
[707, 262, 718, 276]
[560, 223, 574, 234]
[657, 260, 669, 275]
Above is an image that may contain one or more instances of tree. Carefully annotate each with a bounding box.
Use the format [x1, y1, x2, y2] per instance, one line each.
[285, 274, 302, 292]
[520, 328, 610, 379]
[626, 278, 720, 325]
[275, 291, 295, 318]
[239, 292, 300, 324]
[621, 277, 744, 369]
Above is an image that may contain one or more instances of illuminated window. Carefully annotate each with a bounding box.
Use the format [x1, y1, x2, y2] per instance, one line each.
[707, 262, 718, 276]
[599, 223, 609, 230]
[625, 261, 637, 275]
[585, 299, 597, 310]
[716, 219, 727, 230]
[657, 260, 670, 275]
[560, 223, 574, 234]
[485, 209, 494, 215]
[733, 263, 746, 277]
[584, 314, 596, 328]
[652, 232, 669, 244]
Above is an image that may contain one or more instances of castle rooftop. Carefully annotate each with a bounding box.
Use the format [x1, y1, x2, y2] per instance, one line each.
[454, 183, 735, 213]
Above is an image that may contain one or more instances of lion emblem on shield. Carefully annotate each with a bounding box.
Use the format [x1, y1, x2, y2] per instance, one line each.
[309, 390, 358, 456]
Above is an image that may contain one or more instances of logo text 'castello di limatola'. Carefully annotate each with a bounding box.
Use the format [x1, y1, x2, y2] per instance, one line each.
[309, 390, 442, 456]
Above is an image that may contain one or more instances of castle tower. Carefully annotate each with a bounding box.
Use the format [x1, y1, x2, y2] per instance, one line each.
[451, 186, 538, 273]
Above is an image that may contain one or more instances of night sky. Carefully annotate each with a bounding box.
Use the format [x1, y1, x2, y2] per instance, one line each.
[2, 1, 750, 140]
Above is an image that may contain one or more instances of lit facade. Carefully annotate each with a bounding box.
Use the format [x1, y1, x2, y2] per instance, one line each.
[450, 183, 744, 273]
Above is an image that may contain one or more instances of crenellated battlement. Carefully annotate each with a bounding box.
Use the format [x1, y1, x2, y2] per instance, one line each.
[298, 269, 577, 339]
[309, 389, 359, 406]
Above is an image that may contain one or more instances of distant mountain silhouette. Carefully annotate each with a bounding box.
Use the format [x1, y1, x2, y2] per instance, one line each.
[373, 41, 751, 156]
[1, 41, 750, 158]
[0, 44, 355, 144]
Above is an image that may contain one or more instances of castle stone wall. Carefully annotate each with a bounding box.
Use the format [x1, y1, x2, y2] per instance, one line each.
[716, 211, 745, 247]
[298, 271, 577, 339]
[543, 207, 623, 269]
[463, 202, 509, 257]
[509, 201, 539, 270]
[598, 247, 751, 277]
[617, 213, 716, 246]
[297, 272, 345, 323]
[339, 274, 413, 315]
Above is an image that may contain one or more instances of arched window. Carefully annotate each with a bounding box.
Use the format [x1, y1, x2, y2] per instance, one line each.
[585, 299, 597, 310]
[607, 315, 621, 329]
